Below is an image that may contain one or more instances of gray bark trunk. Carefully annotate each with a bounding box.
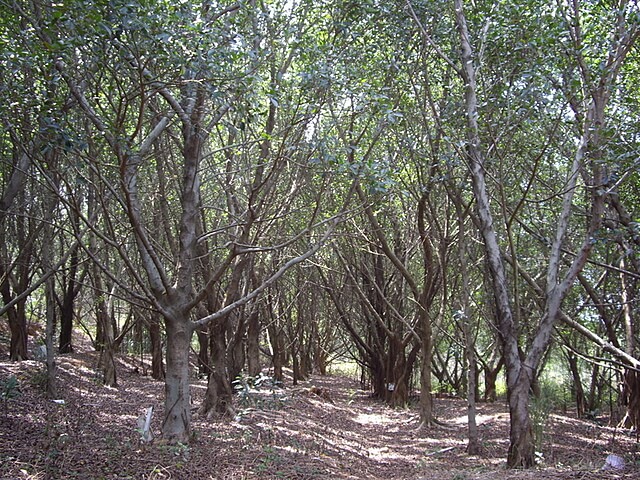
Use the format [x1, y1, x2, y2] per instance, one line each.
[163, 317, 193, 443]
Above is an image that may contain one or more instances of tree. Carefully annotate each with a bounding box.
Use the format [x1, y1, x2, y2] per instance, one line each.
[448, 0, 639, 467]
[13, 0, 349, 442]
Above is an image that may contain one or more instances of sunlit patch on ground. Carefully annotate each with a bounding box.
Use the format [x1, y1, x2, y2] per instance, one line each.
[353, 411, 395, 425]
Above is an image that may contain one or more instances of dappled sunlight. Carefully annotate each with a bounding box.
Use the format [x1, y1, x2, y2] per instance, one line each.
[450, 412, 509, 426]
[3, 353, 640, 479]
[353, 411, 395, 426]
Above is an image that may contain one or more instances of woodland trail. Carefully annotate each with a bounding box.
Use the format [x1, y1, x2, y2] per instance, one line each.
[1, 350, 639, 479]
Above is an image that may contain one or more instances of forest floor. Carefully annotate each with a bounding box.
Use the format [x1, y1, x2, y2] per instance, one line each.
[1, 349, 639, 479]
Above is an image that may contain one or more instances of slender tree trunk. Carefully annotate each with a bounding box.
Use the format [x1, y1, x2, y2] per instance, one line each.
[196, 326, 210, 377]
[268, 323, 286, 383]
[586, 363, 601, 413]
[566, 352, 586, 417]
[45, 271, 57, 398]
[465, 323, 479, 453]
[246, 306, 261, 376]
[419, 319, 434, 426]
[227, 312, 246, 384]
[58, 295, 75, 354]
[58, 242, 79, 354]
[43, 185, 58, 398]
[455, 199, 479, 452]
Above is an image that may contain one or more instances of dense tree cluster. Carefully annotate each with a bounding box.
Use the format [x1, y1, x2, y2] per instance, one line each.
[0, 0, 638, 468]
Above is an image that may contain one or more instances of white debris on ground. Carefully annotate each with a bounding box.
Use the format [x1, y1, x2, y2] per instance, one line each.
[602, 453, 625, 471]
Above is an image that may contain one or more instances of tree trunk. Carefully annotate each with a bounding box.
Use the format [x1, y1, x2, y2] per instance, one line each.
[148, 316, 165, 381]
[246, 307, 261, 376]
[619, 369, 640, 430]
[196, 326, 210, 377]
[200, 322, 234, 418]
[419, 319, 434, 427]
[58, 244, 80, 354]
[92, 263, 117, 387]
[6, 302, 28, 361]
[566, 352, 586, 418]
[0, 150, 31, 362]
[45, 269, 58, 398]
[507, 377, 536, 468]
[58, 295, 75, 354]
[269, 324, 286, 383]
[163, 317, 193, 443]
[227, 312, 246, 384]
[586, 363, 601, 414]
[1, 272, 28, 360]
[465, 330, 480, 453]
[483, 362, 502, 402]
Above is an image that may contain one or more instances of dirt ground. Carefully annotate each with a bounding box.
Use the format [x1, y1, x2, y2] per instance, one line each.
[1, 349, 639, 480]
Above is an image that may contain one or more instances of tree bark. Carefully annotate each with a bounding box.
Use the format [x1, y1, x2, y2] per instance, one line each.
[453, 0, 534, 466]
[507, 375, 535, 467]
[2, 292, 28, 361]
[246, 306, 261, 376]
[148, 315, 165, 381]
[566, 352, 586, 418]
[162, 316, 193, 443]
[419, 321, 434, 425]
[58, 235, 81, 354]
